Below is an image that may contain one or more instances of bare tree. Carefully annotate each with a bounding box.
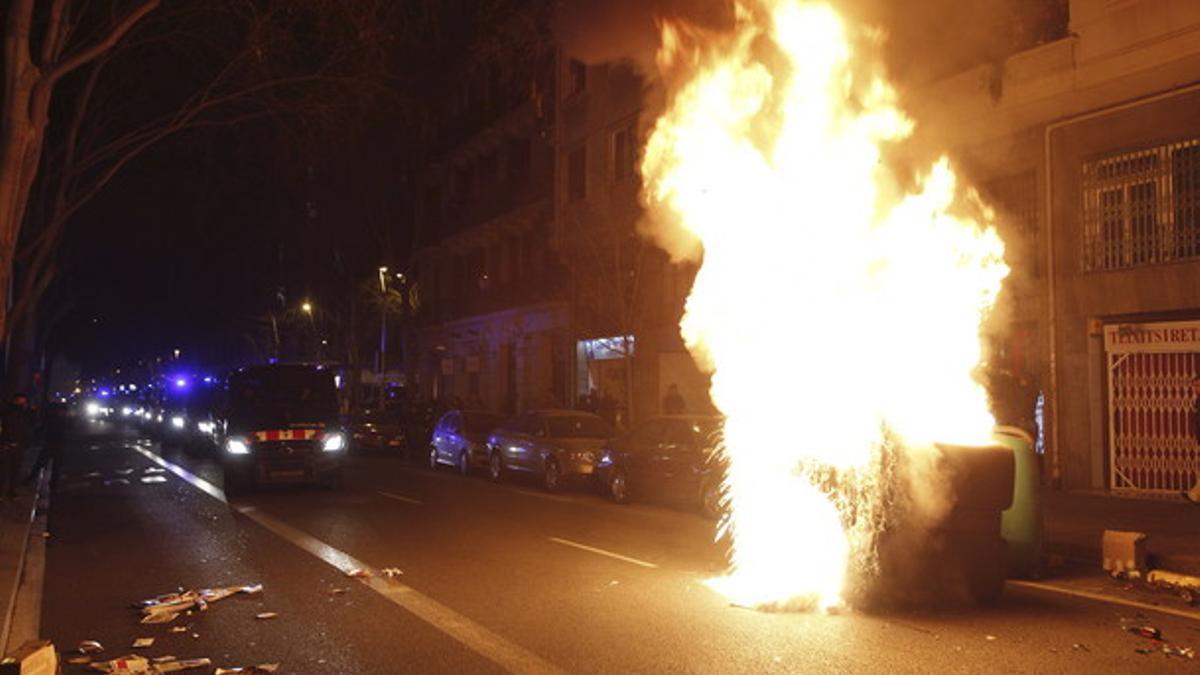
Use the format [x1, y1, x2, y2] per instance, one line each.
[2, 1, 161, 342]
[3, 1, 414, 392]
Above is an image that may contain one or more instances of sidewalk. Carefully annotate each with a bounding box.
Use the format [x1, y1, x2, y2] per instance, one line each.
[0, 456, 41, 655]
[1042, 487, 1200, 576]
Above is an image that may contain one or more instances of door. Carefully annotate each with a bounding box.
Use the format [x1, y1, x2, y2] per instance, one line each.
[1104, 321, 1200, 496]
[622, 419, 668, 497]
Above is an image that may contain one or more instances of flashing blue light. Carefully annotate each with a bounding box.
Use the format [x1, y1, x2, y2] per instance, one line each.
[98, 389, 111, 397]
[202, 376, 215, 384]
[173, 377, 189, 389]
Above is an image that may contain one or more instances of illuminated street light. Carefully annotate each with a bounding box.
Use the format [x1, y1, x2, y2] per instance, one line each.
[301, 301, 313, 315]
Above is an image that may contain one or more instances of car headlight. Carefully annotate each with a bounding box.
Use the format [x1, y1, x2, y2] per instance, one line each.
[225, 438, 250, 455]
[322, 432, 346, 452]
[170, 415, 186, 429]
[84, 401, 101, 417]
[596, 451, 613, 467]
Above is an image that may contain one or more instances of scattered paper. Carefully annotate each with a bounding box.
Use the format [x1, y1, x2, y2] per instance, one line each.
[255, 612, 278, 620]
[132, 638, 154, 648]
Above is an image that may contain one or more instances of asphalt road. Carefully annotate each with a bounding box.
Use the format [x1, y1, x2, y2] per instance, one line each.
[37, 421, 1200, 673]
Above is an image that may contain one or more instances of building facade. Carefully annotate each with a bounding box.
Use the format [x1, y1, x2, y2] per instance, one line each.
[915, 0, 1200, 496]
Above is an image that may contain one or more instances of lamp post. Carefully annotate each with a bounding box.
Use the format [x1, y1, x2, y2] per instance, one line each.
[377, 267, 389, 408]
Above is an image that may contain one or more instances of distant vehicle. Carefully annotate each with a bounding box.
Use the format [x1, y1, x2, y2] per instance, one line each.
[350, 408, 406, 453]
[219, 364, 346, 494]
[429, 410, 504, 475]
[486, 410, 613, 492]
[595, 415, 725, 519]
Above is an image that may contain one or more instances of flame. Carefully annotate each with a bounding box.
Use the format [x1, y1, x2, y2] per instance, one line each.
[641, 0, 1008, 609]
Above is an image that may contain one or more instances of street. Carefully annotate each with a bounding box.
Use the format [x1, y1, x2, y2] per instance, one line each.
[31, 421, 1200, 673]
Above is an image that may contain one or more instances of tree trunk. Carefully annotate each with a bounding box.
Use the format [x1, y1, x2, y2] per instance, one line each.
[4, 302, 37, 399]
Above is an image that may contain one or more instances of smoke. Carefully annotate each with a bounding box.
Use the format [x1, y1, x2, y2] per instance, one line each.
[554, 0, 735, 72]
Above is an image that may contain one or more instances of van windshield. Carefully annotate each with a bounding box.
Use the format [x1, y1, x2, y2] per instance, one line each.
[228, 367, 337, 424]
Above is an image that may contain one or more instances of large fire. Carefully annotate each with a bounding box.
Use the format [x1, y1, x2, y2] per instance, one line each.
[641, 0, 1009, 609]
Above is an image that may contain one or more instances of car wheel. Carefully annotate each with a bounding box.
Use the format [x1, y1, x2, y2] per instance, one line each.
[607, 468, 629, 504]
[458, 450, 470, 476]
[700, 481, 722, 519]
[543, 458, 561, 493]
[428, 445, 439, 470]
[488, 452, 504, 482]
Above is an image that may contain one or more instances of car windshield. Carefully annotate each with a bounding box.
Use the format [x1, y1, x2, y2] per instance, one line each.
[463, 412, 503, 433]
[228, 367, 337, 423]
[546, 415, 611, 439]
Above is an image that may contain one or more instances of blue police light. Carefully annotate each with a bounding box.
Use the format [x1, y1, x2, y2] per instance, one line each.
[98, 388, 111, 398]
[202, 376, 215, 384]
[173, 376, 190, 390]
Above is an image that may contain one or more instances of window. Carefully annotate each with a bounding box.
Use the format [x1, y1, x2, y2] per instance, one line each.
[613, 122, 637, 182]
[567, 59, 587, 97]
[568, 145, 586, 202]
[1081, 139, 1200, 271]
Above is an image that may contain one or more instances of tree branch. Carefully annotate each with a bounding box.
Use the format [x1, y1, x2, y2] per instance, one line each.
[40, 0, 160, 88]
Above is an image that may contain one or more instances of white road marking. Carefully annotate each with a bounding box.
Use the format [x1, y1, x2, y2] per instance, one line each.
[378, 491, 423, 505]
[1009, 579, 1200, 621]
[548, 537, 659, 569]
[130, 445, 222, 501]
[128, 445, 564, 675]
[238, 505, 565, 675]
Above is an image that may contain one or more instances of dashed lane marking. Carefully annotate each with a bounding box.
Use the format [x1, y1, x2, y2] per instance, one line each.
[378, 491, 424, 505]
[127, 444, 565, 675]
[548, 537, 659, 569]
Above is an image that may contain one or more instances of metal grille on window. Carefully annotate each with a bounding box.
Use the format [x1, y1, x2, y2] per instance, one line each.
[1081, 139, 1200, 271]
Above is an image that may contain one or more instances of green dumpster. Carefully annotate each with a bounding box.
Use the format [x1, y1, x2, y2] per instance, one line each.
[994, 426, 1043, 577]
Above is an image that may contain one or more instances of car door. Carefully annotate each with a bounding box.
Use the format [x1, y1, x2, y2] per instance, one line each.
[621, 419, 668, 496]
[431, 413, 452, 462]
[499, 414, 533, 471]
[660, 419, 705, 501]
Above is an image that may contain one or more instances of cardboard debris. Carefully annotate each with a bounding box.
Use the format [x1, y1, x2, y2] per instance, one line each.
[214, 664, 279, 674]
[131, 638, 154, 649]
[0, 640, 57, 675]
[137, 584, 262, 624]
[255, 612, 278, 620]
[79, 641, 105, 655]
[152, 658, 211, 673]
[1102, 530, 1147, 574]
[88, 655, 150, 673]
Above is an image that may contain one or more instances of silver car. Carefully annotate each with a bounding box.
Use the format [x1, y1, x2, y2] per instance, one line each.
[486, 410, 613, 491]
[429, 409, 504, 475]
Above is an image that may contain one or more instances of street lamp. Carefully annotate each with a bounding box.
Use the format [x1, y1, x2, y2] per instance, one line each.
[301, 301, 313, 315]
[377, 267, 389, 408]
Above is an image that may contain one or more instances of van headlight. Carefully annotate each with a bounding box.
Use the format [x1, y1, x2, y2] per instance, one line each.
[225, 438, 250, 455]
[322, 433, 346, 452]
[170, 415, 186, 429]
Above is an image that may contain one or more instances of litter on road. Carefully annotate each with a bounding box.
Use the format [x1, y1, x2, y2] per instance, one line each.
[131, 638, 154, 648]
[214, 663, 280, 674]
[255, 612, 278, 620]
[137, 584, 262, 624]
[79, 640, 105, 655]
[381, 567, 403, 580]
[345, 568, 370, 579]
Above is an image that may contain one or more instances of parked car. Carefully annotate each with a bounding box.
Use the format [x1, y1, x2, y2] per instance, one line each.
[218, 364, 346, 494]
[350, 408, 406, 454]
[595, 414, 725, 518]
[486, 410, 613, 491]
[429, 410, 505, 474]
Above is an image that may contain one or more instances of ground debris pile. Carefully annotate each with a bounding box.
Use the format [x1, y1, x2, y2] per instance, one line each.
[135, 584, 263, 624]
[1121, 616, 1196, 659]
[87, 655, 211, 673]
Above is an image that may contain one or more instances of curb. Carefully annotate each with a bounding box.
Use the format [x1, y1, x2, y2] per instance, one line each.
[1045, 540, 1200, 577]
[0, 466, 47, 656]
